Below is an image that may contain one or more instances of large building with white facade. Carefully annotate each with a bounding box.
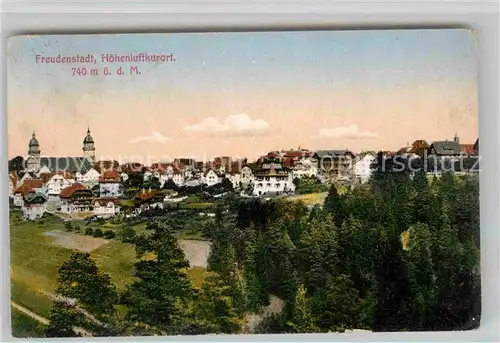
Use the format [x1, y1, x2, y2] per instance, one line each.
[252, 161, 295, 196]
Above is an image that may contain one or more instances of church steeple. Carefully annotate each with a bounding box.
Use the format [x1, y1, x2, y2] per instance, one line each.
[83, 127, 96, 163]
[28, 130, 40, 154]
[26, 130, 41, 172]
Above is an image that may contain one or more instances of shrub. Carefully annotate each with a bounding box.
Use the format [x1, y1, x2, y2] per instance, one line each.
[104, 230, 116, 239]
[93, 228, 104, 237]
[119, 226, 136, 243]
[64, 222, 73, 232]
[84, 227, 94, 236]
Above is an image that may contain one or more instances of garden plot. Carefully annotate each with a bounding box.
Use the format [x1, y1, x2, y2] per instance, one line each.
[43, 230, 109, 252]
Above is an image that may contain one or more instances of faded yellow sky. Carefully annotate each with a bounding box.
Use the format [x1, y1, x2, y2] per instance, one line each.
[8, 30, 478, 163]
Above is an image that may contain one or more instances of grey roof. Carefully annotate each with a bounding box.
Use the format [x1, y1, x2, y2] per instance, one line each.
[24, 192, 48, 203]
[83, 128, 94, 144]
[429, 141, 461, 156]
[314, 150, 354, 158]
[40, 157, 93, 173]
[29, 132, 39, 147]
[261, 162, 283, 170]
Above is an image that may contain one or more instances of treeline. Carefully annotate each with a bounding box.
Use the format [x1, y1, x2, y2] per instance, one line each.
[44, 157, 480, 336]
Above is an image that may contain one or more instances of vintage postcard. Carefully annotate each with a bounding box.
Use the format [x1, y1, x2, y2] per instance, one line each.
[7, 30, 479, 338]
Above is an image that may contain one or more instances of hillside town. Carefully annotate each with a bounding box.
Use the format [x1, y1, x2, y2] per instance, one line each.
[8, 128, 480, 221]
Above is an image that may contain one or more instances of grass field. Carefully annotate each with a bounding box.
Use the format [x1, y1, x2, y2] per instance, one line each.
[11, 307, 46, 338]
[10, 213, 210, 322]
[286, 192, 329, 206]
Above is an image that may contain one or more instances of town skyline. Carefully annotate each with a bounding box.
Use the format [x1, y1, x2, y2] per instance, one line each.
[8, 29, 478, 159]
[9, 127, 478, 164]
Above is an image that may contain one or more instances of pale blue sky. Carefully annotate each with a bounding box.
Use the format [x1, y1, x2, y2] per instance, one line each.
[8, 29, 477, 93]
[7, 29, 478, 159]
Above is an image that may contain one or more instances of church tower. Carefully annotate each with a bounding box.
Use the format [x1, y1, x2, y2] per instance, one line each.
[83, 127, 96, 163]
[26, 131, 41, 172]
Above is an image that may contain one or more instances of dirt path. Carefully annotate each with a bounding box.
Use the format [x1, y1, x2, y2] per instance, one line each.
[11, 301, 49, 325]
[10, 300, 92, 337]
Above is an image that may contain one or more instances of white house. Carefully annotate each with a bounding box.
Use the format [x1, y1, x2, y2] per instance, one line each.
[203, 169, 221, 187]
[82, 168, 101, 186]
[252, 162, 295, 196]
[93, 197, 121, 218]
[240, 165, 255, 185]
[13, 179, 45, 207]
[99, 170, 123, 197]
[292, 159, 318, 179]
[22, 193, 48, 220]
[352, 152, 376, 184]
[45, 172, 74, 199]
[163, 165, 185, 186]
[227, 172, 241, 189]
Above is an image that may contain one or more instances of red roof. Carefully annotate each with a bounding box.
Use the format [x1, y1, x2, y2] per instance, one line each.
[267, 151, 281, 159]
[283, 150, 308, 159]
[56, 170, 75, 179]
[39, 172, 55, 184]
[409, 140, 429, 154]
[59, 183, 88, 198]
[282, 158, 292, 168]
[135, 189, 162, 201]
[14, 183, 35, 196]
[99, 170, 121, 183]
[23, 179, 44, 189]
[461, 144, 475, 155]
[14, 179, 44, 195]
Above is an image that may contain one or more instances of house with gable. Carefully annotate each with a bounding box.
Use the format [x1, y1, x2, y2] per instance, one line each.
[99, 170, 123, 197]
[252, 161, 295, 196]
[409, 139, 430, 157]
[313, 149, 355, 179]
[203, 168, 222, 187]
[17, 171, 35, 187]
[13, 179, 45, 207]
[428, 134, 462, 161]
[22, 193, 48, 220]
[75, 167, 101, 187]
[93, 197, 122, 218]
[59, 183, 95, 214]
[45, 171, 75, 200]
[292, 159, 318, 179]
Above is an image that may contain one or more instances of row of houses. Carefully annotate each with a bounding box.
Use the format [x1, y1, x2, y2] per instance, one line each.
[9, 133, 479, 221]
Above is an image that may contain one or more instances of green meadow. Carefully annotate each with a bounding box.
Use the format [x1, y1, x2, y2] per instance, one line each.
[9, 212, 209, 328]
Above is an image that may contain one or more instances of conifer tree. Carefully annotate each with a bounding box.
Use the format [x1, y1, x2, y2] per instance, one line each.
[324, 184, 346, 227]
[56, 252, 118, 318]
[123, 220, 192, 331]
[404, 223, 437, 329]
[45, 301, 81, 338]
[287, 285, 318, 333]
